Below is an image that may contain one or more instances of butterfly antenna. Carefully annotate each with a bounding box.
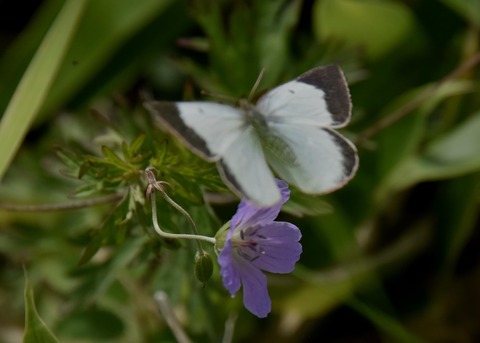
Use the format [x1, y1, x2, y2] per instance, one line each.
[248, 68, 266, 101]
[200, 90, 237, 103]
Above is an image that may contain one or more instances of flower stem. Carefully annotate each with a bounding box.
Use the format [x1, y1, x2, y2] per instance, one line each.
[149, 191, 215, 245]
[0, 193, 123, 212]
[145, 167, 215, 245]
[154, 291, 193, 343]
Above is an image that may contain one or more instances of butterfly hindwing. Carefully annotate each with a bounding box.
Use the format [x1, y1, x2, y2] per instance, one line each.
[265, 123, 358, 194]
[217, 126, 281, 206]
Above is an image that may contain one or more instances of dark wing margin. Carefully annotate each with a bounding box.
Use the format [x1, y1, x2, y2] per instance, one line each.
[143, 101, 215, 160]
[325, 129, 359, 181]
[296, 64, 352, 127]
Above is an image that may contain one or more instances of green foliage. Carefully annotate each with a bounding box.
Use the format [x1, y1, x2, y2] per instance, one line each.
[1, 0, 480, 342]
[0, 0, 88, 181]
[23, 271, 60, 343]
[313, 0, 415, 60]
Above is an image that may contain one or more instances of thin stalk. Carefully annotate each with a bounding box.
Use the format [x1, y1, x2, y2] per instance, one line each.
[0, 193, 123, 212]
[150, 190, 215, 245]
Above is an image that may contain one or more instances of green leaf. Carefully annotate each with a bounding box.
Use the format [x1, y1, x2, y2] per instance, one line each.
[376, 80, 474, 183]
[55, 307, 125, 340]
[285, 223, 429, 318]
[385, 111, 480, 192]
[348, 298, 426, 343]
[78, 192, 130, 265]
[254, 0, 302, 87]
[74, 235, 146, 305]
[23, 270, 60, 343]
[100, 146, 131, 171]
[440, 0, 480, 25]
[283, 191, 333, 217]
[39, 0, 176, 117]
[0, 0, 88, 182]
[435, 175, 480, 273]
[313, 0, 415, 59]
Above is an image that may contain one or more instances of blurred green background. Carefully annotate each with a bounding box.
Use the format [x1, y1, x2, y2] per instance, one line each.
[0, 0, 479, 342]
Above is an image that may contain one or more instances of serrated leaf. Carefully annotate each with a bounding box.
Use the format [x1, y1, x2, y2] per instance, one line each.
[129, 133, 146, 155]
[78, 193, 130, 265]
[101, 146, 131, 171]
[121, 141, 130, 161]
[23, 270, 60, 343]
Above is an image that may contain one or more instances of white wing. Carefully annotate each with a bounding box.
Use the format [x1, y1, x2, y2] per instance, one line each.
[145, 101, 281, 206]
[256, 65, 351, 128]
[145, 101, 246, 161]
[218, 126, 281, 206]
[265, 122, 358, 194]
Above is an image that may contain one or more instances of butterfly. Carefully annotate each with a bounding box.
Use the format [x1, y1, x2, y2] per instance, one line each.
[144, 64, 359, 207]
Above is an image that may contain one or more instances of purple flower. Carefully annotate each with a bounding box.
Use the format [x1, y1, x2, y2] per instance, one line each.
[217, 179, 302, 318]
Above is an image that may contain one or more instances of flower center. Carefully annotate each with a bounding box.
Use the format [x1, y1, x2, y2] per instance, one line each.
[231, 227, 267, 262]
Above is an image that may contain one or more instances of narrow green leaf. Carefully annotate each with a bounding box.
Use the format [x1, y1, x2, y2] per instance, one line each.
[101, 146, 131, 171]
[385, 112, 480, 192]
[129, 133, 146, 155]
[440, 0, 480, 25]
[0, 0, 88, 182]
[376, 80, 473, 182]
[255, 0, 302, 86]
[348, 298, 426, 343]
[23, 270, 60, 343]
[435, 175, 480, 273]
[39, 0, 175, 117]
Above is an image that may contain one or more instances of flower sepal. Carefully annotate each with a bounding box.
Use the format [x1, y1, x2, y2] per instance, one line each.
[214, 220, 231, 253]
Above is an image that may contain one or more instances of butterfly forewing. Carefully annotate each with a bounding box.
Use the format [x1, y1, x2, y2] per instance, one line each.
[256, 64, 351, 128]
[145, 101, 245, 161]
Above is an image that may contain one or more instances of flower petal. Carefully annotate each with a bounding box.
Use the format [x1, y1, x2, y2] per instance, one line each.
[251, 222, 302, 273]
[218, 239, 241, 296]
[231, 179, 290, 231]
[236, 258, 271, 318]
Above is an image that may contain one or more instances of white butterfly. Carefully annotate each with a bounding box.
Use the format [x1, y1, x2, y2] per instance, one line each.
[145, 64, 359, 207]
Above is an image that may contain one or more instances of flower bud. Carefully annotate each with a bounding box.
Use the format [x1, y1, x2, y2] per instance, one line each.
[194, 251, 213, 284]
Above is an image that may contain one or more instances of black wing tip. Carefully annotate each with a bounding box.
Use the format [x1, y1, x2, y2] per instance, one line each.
[144, 101, 216, 161]
[297, 64, 352, 126]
